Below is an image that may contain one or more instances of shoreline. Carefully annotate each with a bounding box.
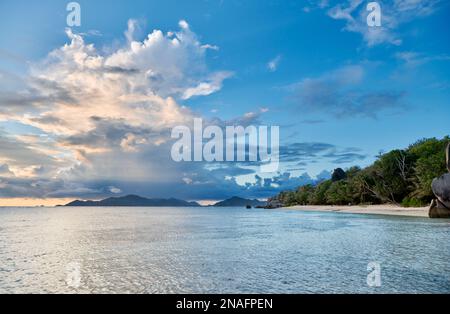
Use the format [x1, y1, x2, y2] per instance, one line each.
[282, 204, 430, 218]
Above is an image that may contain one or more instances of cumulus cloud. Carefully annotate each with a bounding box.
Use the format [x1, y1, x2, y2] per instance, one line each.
[0, 19, 325, 201]
[3, 20, 232, 137]
[0, 19, 368, 201]
[0, 20, 238, 199]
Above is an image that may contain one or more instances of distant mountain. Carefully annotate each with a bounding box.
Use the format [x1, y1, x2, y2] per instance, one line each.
[212, 196, 267, 207]
[65, 195, 201, 207]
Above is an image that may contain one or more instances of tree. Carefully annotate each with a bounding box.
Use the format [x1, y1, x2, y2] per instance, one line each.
[345, 166, 361, 179]
[271, 136, 450, 207]
[308, 180, 332, 205]
[407, 137, 449, 201]
[331, 168, 347, 182]
[296, 184, 315, 205]
[325, 181, 352, 205]
[368, 150, 413, 204]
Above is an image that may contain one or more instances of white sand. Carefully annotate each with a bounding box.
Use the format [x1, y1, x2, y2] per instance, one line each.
[284, 204, 429, 217]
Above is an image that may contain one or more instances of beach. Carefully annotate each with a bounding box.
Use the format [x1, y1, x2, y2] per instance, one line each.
[284, 204, 430, 218]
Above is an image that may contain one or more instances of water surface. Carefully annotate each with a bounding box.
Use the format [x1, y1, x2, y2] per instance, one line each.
[0, 206, 449, 293]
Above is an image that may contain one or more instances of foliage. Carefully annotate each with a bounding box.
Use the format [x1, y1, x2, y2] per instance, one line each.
[271, 136, 449, 207]
[331, 168, 347, 182]
[408, 137, 449, 200]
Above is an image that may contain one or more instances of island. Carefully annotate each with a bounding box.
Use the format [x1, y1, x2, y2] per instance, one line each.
[65, 194, 201, 207]
[212, 196, 267, 208]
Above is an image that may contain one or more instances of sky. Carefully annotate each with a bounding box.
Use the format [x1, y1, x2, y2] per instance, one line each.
[0, 0, 449, 205]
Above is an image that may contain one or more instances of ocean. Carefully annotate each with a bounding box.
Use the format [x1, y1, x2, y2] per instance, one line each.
[0, 206, 449, 293]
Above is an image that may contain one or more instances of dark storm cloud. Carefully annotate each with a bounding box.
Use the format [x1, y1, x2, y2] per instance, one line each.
[0, 76, 77, 115]
[0, 164, 14, 176]
[280, 142, 367, 165]
[0, 133, 58, 167]
[60, 116, 163, 149]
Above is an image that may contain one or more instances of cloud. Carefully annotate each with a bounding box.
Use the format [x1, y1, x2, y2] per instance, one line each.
[178, 20, 189, 30]
[396, 51, 450, 68]
[0, 19, 370, 201]
[120, 133, 148, 153]
[103, 20, 232, 99]
[316, 169, 332, 181]
[303, 0, 330, 12]
[0, 164, 14, 177]
[2, 20, 232, 137]
[287, 65, 406, 118]
[108, 186, 122, 194]
[0, 18, 306, 201]
[279, 142, 366, 165]
[0, 132, 66, 176]
[0, 20, 240, 199]
[124, 19, 139, 43]
[200, 44, 220, 51]
[327, 0, 442, 46]
[182, 71, 233, 99]
[301, 119, 325, 124]
[267, 55, 282, 72]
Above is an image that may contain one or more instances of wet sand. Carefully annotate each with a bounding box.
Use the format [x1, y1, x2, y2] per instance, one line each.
[285, 204, 429, 217]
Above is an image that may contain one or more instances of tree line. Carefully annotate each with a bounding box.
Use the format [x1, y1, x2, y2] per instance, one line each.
[270, 136, 450, 207]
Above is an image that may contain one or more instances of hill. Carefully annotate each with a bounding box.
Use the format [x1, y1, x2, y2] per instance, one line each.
[212, 196, 267, 207]
[65, 195, 201, 207]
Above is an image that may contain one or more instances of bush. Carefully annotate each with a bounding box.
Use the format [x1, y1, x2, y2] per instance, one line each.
[401, 197, 427, 208]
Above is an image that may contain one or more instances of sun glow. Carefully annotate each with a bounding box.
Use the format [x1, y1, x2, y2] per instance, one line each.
[0, 198, 75, 207]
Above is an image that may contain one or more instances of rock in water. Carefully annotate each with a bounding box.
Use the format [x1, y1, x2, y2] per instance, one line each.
[432, 174, 450, 206]
[429, 197, 450, 218]
[429, 143, 450, 218]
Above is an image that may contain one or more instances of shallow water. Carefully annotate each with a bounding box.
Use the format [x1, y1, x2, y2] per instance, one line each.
[0, 206, 449, 293]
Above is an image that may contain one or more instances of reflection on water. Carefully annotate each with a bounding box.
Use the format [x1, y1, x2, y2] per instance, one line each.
[0, 206, 449, 293]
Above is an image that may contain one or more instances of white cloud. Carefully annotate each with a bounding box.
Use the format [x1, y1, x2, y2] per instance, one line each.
[109, 186, 122, 194]
[267, 55, 282, 72]
[178, 20, 189, 30]
[182, 71, 233, 99]
[124, 19, 139, 43]
[201, 44, 220, 51]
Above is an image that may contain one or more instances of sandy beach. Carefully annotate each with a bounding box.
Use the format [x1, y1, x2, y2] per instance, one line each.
[284, 204, 430, 218]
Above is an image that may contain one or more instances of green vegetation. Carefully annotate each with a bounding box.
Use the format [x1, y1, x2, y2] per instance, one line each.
[271, 136, 450, 207]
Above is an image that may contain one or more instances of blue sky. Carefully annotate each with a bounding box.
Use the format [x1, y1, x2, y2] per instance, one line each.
[0, 0, 449, 204]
